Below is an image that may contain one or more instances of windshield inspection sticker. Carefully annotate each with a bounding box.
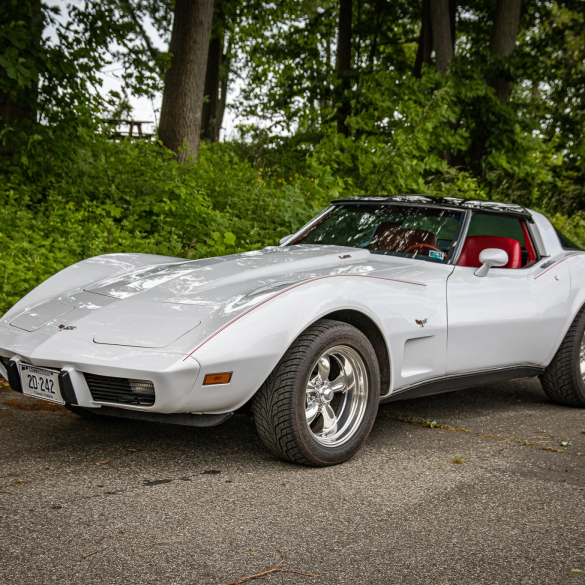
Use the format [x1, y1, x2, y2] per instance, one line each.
[428, 250, 445, 260]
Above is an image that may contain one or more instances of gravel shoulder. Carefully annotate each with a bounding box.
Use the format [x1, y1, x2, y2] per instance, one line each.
[1, 376, 584, 585]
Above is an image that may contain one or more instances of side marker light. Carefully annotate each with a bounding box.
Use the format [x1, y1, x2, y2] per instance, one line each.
[203, 372, 232, 386]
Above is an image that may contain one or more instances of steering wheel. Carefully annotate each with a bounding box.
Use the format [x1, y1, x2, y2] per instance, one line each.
[404, 243, 443, 255]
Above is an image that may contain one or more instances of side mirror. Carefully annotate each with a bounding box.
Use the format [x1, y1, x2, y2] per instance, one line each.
[279, 235, 292, 246]
[474, 248, 509, 277]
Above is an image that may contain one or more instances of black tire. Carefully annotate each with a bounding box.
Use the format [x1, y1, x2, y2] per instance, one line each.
[65, 404, 112, 420]
[540, 307, 585, 407]
[252, 319, 380, 466]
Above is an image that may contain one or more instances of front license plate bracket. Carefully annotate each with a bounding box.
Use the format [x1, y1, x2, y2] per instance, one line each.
[20, 363, 64, 405]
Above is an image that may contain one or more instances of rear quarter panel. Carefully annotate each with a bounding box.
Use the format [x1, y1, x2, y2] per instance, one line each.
[542, 253, 585, 365]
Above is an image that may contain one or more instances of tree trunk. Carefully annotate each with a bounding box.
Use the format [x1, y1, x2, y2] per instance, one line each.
[413, 0, 432, 77]
[0, 0, 43, 129]
[201, 35, 222, 142]
[336, 0, 352, 136]
[367, 0, 384, 69]
[489, 0, 522, 103]
[430, 0, 453, 75]
[158, 0, 214, 162]
[449, 0, 457, 51]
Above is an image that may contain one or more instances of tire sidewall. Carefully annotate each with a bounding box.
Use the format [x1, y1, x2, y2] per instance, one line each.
[291, 323, 380, 466]
[571, 310, 585, 401]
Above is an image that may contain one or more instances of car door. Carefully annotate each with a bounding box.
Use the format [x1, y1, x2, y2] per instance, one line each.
[446, 213, 570, 374]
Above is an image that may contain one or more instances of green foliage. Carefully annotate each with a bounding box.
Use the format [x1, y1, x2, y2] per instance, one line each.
[1, 0, 585, 318]
[0, 134, 345, 314]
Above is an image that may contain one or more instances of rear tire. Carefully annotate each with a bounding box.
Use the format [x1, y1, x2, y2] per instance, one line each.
[540, 307, 585, 407]
[252, 319, 380, 466]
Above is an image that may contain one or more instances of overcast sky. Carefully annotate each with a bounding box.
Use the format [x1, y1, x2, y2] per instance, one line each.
[46, 0, 239, 139]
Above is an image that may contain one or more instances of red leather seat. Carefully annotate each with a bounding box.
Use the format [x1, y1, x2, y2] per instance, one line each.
[370, 227, 437, 253]
[457, 235, 522, 269]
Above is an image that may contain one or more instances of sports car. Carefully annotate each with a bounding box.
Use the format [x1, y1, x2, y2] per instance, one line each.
[2, 195, 585, 466]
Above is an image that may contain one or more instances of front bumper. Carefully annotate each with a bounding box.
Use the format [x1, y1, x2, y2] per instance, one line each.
[0, 337, 203, 414]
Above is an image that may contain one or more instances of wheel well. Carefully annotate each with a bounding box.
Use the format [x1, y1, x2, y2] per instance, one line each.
[324, 310, 390, 395]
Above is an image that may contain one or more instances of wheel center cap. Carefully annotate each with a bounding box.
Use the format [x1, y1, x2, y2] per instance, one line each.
[320, 386, 334, 403]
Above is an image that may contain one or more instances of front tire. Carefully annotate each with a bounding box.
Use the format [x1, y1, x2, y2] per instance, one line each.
[252, 319, 380, 466]
[540, 307, 585, 407]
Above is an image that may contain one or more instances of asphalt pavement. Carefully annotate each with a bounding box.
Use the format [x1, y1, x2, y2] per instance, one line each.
[1, 375, 584, 584]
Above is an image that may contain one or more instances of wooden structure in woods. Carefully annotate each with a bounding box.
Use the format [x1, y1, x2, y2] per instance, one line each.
[102, 119, 154, 139]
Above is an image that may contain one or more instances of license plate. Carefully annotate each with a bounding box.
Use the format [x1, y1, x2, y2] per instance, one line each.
[20, 363, 64, 405]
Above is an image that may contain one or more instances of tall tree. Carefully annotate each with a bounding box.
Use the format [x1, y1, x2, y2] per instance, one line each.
[201, 0, 233, 143]
[430, 0, 453, 74]
[489, 0, 522, 103]
[0, 0, 43, 129]
[201, 35, 223, 141]
[336, 0, 352, 135]
[413, 0, 432, 77]
[158, 0, 215, 162]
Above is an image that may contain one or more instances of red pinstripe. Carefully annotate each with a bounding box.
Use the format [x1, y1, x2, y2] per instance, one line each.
[183, 273, 425, 360]
[534, 252, 585, 280]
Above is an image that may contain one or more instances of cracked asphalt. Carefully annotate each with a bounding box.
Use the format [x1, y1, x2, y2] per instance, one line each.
[1, 376, 584, 585]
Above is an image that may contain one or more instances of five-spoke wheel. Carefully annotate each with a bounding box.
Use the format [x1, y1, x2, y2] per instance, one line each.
[305, 346, 368, 447]
[253, 319, 380, 466]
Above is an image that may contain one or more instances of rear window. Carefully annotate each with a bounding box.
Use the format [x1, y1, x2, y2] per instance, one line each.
[555, 228, 582, 251]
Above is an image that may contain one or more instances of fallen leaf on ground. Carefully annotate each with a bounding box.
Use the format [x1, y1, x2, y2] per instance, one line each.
[95, 461, 108, 466]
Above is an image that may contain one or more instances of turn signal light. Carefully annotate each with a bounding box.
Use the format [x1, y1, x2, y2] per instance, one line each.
[203, 372, 232, 386]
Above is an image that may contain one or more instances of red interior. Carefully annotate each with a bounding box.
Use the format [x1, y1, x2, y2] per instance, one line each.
[520, 222, 537, 264]
[457, 235, 522, 269]
[370, 227, 438, 253]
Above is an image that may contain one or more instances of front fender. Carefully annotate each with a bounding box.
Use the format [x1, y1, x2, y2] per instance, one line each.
[181, 275, 429, 413]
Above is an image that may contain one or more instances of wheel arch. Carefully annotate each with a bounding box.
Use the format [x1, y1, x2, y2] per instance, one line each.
[543, 254, 585, 367]
[322, 309, 390, 396]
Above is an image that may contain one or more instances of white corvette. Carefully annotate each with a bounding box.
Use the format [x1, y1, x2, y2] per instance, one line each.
[2, 195, 585, 466]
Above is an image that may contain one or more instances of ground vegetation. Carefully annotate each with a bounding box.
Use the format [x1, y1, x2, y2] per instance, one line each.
[0, 0, 584, 314]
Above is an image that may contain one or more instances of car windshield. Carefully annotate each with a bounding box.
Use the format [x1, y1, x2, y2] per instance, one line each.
[290, 204, 463, 263]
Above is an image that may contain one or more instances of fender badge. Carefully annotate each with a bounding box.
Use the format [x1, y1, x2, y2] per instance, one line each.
[58, 324, 76, 331]
[415, 319, 427, 328]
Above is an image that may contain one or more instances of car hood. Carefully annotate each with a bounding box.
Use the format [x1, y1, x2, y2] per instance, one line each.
[82, 245, 391, 302]
[1, 245, 428, 356]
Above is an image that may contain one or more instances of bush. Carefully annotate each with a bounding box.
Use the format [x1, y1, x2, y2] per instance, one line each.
[1, 114, 584, 316]
[0, 133, 344, 313]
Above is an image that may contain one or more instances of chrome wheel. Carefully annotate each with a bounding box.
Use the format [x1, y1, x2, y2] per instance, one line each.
[580, 333, 585, 380]
[305, 345, 368, 447]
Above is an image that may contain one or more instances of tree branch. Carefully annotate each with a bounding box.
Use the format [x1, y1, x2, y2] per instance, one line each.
[223, 547, 319, 585]
[120, 1, 159, 63]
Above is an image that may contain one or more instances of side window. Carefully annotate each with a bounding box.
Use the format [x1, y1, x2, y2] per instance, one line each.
[460, 214, 538, 268]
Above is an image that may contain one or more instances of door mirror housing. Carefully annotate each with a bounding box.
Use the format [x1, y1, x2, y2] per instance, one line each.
[474, 248, 509, 277]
